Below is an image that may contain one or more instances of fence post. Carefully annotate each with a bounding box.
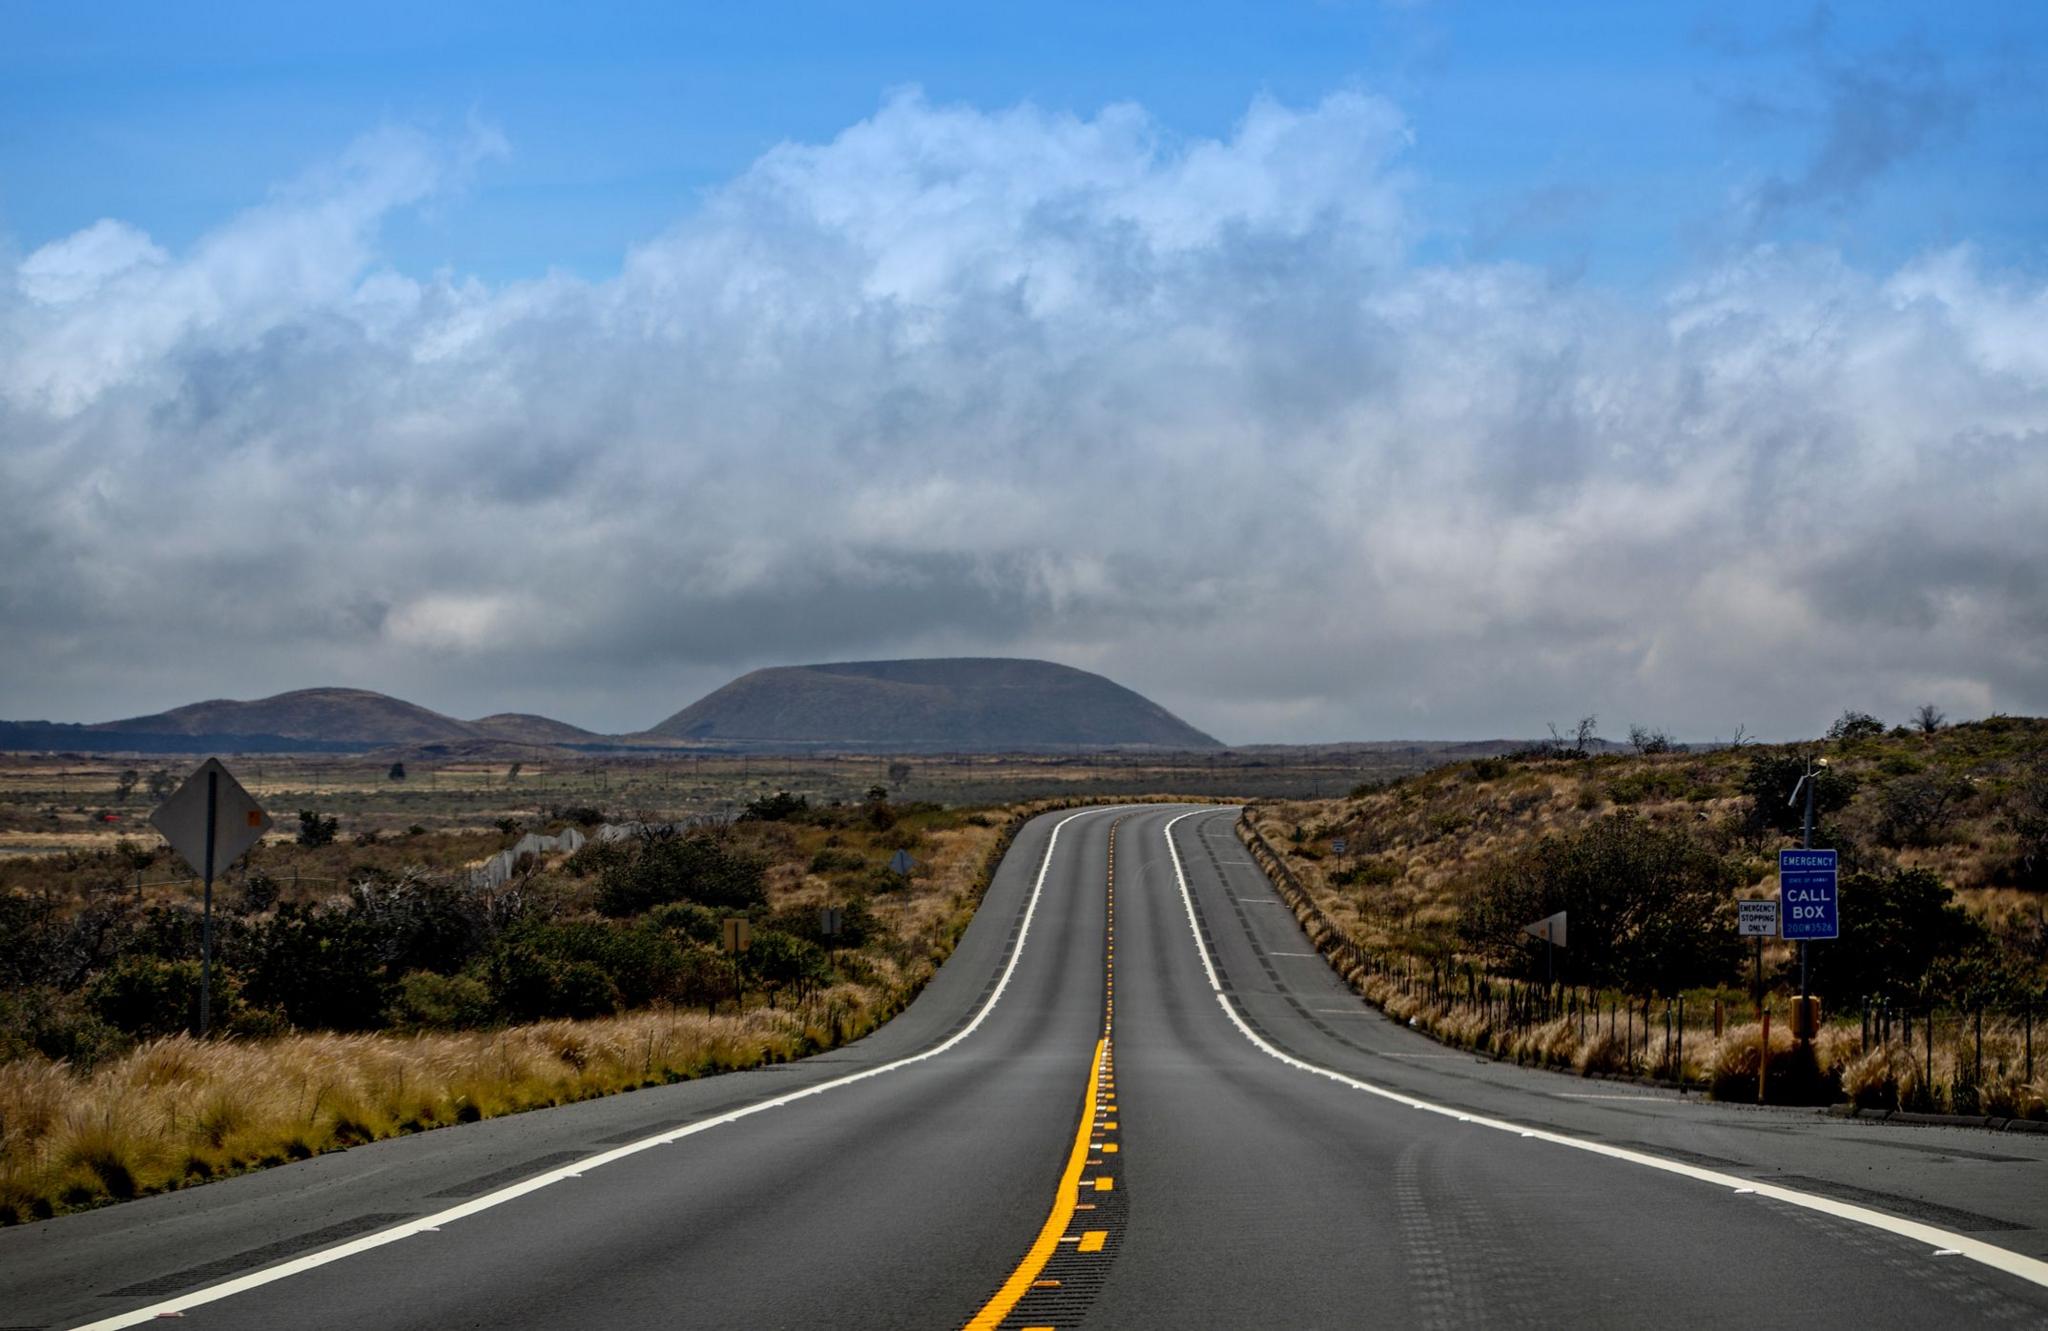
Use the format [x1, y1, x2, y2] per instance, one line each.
[2028, 1005, 2035, 1084]
[1759, 1008, 1771, 1103]
[1975, 1007, 1983, 1092]
[1925, 1007, 1935, 1110]
[1677, 995, 1685, 1089]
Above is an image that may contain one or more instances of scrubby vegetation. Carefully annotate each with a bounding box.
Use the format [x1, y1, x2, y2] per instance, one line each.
[1249, 714, 2048, 1115]
[0, 795, 1034, 1222]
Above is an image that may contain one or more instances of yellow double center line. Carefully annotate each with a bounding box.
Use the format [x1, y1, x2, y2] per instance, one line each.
[965, 818, 1121, 1330]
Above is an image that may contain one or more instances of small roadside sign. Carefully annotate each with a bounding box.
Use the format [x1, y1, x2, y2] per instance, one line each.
[1779, 849, 1839, 941]
[819, 906, 844, 938]
[888, 849, 915, 875]
[722, 917, 752, 953]
[1520, 911, 1567, 947]
[1738, 900, 1779, 938]
[149, 758, 271, 877]
[1331, 838, 1347, 855]
[147, 758, 270, 1037]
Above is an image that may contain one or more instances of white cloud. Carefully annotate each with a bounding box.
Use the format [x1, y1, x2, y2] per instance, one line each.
[2, 92, 2045, 741]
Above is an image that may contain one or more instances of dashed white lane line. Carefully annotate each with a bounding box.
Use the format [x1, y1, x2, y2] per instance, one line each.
[73, 806, 1135, 1331]
[1161, 808, 2048, 1292]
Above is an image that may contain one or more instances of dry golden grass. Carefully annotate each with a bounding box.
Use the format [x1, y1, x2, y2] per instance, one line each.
[0, 1008, 826, 1222]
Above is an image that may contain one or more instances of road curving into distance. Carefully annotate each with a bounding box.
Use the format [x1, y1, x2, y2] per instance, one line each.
[4, 804, 2046, 1329]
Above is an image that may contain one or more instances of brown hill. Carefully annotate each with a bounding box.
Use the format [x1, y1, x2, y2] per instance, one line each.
[467, 713, 603, 745]
[100, 688, 482, 745]
[646, 657, 1221, 750]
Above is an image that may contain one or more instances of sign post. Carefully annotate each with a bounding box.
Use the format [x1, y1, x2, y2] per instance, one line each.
[722, 917, 752, 1010]
[148, 759, 271, 1036]
[1780, 847, 1838, 1043]
[1738, 899, 1778, 1014]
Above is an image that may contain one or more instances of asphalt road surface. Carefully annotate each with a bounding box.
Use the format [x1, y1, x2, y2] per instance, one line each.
[5, 804, 2046, 1329]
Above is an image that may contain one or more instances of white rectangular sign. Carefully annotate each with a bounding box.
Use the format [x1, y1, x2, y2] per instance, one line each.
[1738, 899, 1779, 938]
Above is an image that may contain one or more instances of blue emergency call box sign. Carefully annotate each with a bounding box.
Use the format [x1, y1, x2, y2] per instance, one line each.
[1779, 849, 1839, 940]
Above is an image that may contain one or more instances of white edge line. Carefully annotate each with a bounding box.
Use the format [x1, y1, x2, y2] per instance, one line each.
[72, 805, 1133, 1331]
[1160, 809, 2048, 1292]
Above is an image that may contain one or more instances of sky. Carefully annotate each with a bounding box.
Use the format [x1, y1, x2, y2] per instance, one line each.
[3, 2, 2045, 743]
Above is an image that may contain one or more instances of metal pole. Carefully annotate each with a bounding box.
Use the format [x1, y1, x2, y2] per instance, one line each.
[200, 768, 217, 1037]
[1800, 761, 1815, 1009]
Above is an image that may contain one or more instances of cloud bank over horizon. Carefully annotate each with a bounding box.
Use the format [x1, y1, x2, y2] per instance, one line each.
[4, 87, 2044, 743]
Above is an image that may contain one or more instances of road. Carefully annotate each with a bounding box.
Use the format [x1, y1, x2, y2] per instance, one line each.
[4, 804, 2046, 1329]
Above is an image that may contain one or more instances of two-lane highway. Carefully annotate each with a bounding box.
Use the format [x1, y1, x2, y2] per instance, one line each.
[5, 803, 2047, 1329]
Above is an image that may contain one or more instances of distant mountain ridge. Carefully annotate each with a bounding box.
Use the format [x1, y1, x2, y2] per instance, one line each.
[100, 688, 477, 744]
[1, 659, 1220, 753]
[646, 657, 1221, 750]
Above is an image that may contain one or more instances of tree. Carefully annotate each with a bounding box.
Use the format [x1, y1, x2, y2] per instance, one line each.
[1827, 710, 1886, 742]
[1628, 725, 1677, 755]
[506, 762, 523, 784]
[146, 769, 177, 801]
[2001, 762, 2048, 889]
[296, 809, 339, 848]
[1913, 704, 1946, 735]
[387, 761, 407, 782]
[114, 769, 140, 802]
[595, 829, 767, 916]
[743, 929, 829, 1007]
[886, 761, 912, 789]
[1462, 813, 1740, 993]
[1809, 867, 1984, 1005]
[1875, 772, 1970, 848]
[1741, 752, 1855, 838]
[740, 791, 809, 822]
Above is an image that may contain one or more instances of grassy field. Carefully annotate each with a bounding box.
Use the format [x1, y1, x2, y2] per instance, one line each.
[0, 743, 1505, 863]
[1242, 716, 2048, 1114]
[0, 794, 1043, 1223]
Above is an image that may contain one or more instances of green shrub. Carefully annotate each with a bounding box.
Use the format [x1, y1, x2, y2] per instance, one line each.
[645, 900, 720, 944]
[1463, 812, 1740, 993]
[740, 791, 810, 822]
[296, 810, 339, 848]
[808, 847, 866, 874]
[387, 971, 496, 1029]
[595, 831, 766, 916]
[86, 956, 231, 1039]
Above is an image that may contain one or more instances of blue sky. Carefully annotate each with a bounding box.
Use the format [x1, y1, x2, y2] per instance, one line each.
[3, 3, 2045, 741]
[7, 3, 2040, 287]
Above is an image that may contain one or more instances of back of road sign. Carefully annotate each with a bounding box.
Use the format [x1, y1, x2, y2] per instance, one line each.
[1521, 910, 1567, 947]
[1778, 849, 1838, 940]
[149, 759, 271, 877]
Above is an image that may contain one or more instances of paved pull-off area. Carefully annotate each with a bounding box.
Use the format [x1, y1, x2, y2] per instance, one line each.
[5, 806, 2047, 1329]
